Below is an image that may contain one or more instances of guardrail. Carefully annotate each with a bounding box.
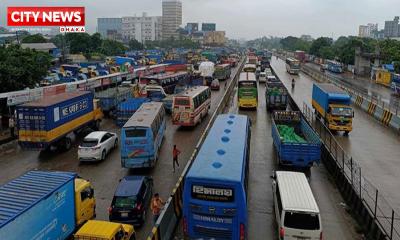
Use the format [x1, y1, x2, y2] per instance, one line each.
[146, 58, 246, 240]
[302, 64, 400, 117]
[302, 102, 399, 240]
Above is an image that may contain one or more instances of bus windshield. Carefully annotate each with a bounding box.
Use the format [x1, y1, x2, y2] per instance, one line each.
[174, 98, 190, 106]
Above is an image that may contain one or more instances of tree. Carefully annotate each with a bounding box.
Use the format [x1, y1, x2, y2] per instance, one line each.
[280, 36, 310, 52]
[90, 33, 103, 52]
[100, 39, 127, 56]
[128, 39, 144, 50]
[21, 34, 47, 43]
[65, 33, 92, 54]
[319, 46, 335, 59]
[0, 45, 51, 93]
[309, 37, 333, 57]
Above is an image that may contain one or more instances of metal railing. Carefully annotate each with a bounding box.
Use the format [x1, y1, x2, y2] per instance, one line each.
[147, 57, 246, 240]
[302, 102, 400, 240]
[302, 64, 400, 117]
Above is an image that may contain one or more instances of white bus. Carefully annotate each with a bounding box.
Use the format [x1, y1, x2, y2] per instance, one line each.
[272, 171, 322, 240]
[172, 86, 211, 127]
[285, 57, 300, 75]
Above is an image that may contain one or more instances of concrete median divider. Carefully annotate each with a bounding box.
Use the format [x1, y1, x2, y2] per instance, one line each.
[146, 58, 246, 240]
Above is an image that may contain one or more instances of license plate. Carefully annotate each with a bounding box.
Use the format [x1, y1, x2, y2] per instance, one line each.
[121, 212, 128, 217]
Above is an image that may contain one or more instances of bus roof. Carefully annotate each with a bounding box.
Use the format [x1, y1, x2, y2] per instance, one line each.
[186, 114, 249, 183]
[176, 86, 209, 98]
[286, 57, 299, 62]
[239, 72, 256, 82]
[123, 102, 163, 128]
[275, 171, 319, 213]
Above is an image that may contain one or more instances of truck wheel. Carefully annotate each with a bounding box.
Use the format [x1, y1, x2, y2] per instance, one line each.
[344, 131, 349, 136]
[64, 137, 72, 151]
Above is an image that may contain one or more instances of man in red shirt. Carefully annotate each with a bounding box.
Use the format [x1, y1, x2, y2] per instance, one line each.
[173, 145, 181, 172]
[150, 193, 165, 223]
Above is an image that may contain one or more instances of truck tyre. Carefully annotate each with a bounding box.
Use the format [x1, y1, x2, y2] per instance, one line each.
[344, 131, 349, 136]
[64, 137, 72, 151]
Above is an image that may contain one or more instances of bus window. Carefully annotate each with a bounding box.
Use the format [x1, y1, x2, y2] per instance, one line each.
[125, 128, 146, 138]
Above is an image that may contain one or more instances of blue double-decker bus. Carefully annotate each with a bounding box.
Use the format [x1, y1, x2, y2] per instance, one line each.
[183, 114, 251, 240]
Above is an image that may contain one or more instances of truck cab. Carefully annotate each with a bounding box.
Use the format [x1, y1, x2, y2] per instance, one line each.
[75, 178, 96, 226]
[74, 220, 135, 240]
[326, 103, 354, 132]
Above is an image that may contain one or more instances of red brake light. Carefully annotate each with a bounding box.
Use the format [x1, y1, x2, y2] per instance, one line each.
[108, 207, 113, 215]
[320, 231, 323, 240]
[279, 227, 285, 238]
[135, 203, 142, 210]
[183, 217, 188, 235]
[240, 223, 245, 240]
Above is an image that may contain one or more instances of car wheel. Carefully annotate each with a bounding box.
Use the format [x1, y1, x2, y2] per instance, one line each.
[114, 139, 118, 149]
[101, 150, 106, 161]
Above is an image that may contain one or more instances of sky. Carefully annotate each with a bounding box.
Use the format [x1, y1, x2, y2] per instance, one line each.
[1, 0, 399, 40]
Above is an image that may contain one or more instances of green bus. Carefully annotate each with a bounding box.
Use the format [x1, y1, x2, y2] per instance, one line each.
[238, 72, 258, 109]
[214, 64, 231, 80]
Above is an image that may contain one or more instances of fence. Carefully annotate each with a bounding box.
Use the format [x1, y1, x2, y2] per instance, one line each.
[302, 102, 399, 240]
[146, 57, 246, 240]
[302, 64, 400, 117]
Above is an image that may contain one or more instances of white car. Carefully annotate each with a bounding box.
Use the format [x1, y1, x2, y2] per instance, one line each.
[78, 131, 118, 161]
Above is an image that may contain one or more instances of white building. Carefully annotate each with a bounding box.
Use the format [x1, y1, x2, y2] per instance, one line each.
[358, 23, 378, 38]
[162, 0, 182, 40]
[122, 13, 162, 43]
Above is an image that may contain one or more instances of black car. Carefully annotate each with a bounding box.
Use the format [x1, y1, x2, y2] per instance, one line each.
[109, 176, 153, 226]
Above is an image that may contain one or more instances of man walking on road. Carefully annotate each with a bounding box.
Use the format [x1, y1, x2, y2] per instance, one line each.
[173, 145, 181, 172]
[150, 193, 165, 223]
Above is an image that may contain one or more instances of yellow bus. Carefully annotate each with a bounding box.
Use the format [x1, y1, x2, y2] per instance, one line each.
[238, 72, 258, 109]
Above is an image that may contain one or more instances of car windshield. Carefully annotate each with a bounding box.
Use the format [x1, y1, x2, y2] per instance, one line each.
[284, 211, 320, 230]
[331, 107, 353, 117]
[114, 196, 137, 208]
[81, 139, 98, 147]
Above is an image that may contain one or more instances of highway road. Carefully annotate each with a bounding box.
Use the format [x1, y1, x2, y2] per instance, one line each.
[273, 58, 400, 215]
[0, 64, 240, 239]
[305, 62, 400, 108]
[174, 71, 360, 239]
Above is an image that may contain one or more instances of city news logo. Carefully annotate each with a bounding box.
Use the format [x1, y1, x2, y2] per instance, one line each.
[7, 6, 85, 33]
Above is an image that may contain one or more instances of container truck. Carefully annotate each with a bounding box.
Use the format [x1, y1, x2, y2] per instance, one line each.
[271, 111, 321, 170]
[312, 83, 354, 134]
[95, 86, 133, 114]
[0, 171, 96, 240]
[17, 91, 103, 151]
[265, 68, 288, 110]
[116, 98, 150, 127]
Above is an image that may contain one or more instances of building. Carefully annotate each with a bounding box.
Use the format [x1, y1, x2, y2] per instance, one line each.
[162, 0, 182, 40]
[384, 16, 400, 38]
[20, 43, 61, 58]
[203, 31, 226, 46]
[122, 13, 162, 43]
[185, 23, 198, 34]
[358, 23, 378, 38]
[202, 23, 216, 32]
[97, 18, 122, 39]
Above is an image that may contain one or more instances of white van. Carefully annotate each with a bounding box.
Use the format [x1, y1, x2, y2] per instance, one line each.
[272, 171, 322, 240]
[259, 72, 267, 83]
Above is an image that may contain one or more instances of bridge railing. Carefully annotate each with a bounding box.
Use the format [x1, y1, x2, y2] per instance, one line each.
[146, 57, 246, 240]
[302, 64, 400, 117]
[302, 102, 399, 240]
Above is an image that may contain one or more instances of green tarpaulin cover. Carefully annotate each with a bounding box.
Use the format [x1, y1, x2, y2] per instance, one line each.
[277, 124, 306, 143]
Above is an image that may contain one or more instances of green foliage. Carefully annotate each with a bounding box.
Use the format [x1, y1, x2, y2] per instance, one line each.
[128, 39, 144, 50]
[247, 36, 282, 50]
[309, 37, 333, 57]
[0, 45, 51, 92]
[21, 34, 47, 43]
[280, 36, 311, 52]
[378, 39, 400, 72]
[99, 39, 127, 56]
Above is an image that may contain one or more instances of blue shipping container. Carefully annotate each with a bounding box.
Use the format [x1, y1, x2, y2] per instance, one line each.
[0, 171, 77, 240]
[312, 83, 351, 113]
[116, 98, 150, 127]
[17, 91, 94, 132]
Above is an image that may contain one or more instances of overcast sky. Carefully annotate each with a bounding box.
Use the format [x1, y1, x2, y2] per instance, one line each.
[1, 0, 399, 40]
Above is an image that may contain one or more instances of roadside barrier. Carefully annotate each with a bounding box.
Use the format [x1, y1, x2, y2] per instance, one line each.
[301, 64, 400, 133]
[302, 102, 398, 240]
[146, 58, 246, 240]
